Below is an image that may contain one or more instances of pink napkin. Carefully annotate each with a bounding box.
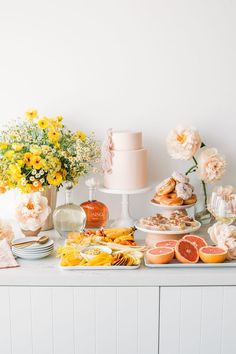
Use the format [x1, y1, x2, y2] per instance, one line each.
[0, 239, 19, 269]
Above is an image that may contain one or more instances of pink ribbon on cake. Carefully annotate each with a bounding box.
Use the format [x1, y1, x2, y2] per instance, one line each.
[101, 129, 113, 173]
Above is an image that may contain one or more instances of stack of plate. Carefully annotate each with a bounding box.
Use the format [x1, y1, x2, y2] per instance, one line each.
[12, 237, 54, 260]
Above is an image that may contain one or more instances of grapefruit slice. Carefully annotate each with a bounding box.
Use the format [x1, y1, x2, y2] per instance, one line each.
[183, 235, 208, 250]
[175, 239, 199, 263]
[146, 247, 174, 264]
[155, 240, 178, 249]
[199, 246, 227, 263]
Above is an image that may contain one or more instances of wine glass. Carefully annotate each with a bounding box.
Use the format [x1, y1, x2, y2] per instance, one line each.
[208, 187, 236, 224]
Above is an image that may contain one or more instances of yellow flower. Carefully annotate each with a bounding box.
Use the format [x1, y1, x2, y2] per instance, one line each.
[0, 142, 8, 150]
[19, 184, 32, 193]
[75, 130, 86, 141]
[12, 143, 24, 151]
[38, 117, 49, 129]
[4, 150, 14, 159]
[30, 145, 42, 155]
[8, 164, 22, 180]
[47, 172, 63, 186]
[48, 130, 61, 142]
[54, 142, 60, 149]
[47, 156, 61, 171]
[16, 160, 25, 167]
[31, 155, 43, 170]
[26, 110, 38, 121]
[41, 145, 51, 153]
[56, 116, 63, 122]
[24, 152, 33, 166]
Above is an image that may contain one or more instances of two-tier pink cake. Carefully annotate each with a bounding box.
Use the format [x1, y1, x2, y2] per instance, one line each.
[102, 130, 148, 190]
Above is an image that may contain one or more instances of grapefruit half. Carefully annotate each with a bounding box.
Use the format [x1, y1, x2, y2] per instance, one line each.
[175, 239, 199, 263]
[199, 246, 227, 263]
[146, 247, 174, 264]
[183, 235, 208, 250]
[155, 240, 178, 249]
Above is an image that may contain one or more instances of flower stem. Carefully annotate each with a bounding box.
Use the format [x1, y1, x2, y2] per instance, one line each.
[185, 156, 199, 176]
[201, 179, 207, 208]
[192, 156, 198, 165]
[185, 165, 198, 175]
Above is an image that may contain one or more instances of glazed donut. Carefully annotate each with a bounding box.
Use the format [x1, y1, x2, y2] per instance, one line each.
[183, 194, 197, 205]
[172, 171, 189, 184]
[156, 178, 176, 196]
[175, 183, 193, 201]
[153, 194, 162, 204]
[159, 192, 183, 206]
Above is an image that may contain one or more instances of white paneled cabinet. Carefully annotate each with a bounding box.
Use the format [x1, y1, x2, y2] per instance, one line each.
[160, 287, 236, 354]
[1, 286, 236, 354]
[0, 287, 159, 354]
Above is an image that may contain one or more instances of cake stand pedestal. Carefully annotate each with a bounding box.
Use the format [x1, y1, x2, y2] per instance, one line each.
[98, 186, 151, 227]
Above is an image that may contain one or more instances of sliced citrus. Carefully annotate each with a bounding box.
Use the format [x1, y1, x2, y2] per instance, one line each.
[199, 246, 227, 263]
[175, 239, 199, 263]
[146, 247, 174, 264]
[183, 235, 208, 250]
[155, 240, 178, 249]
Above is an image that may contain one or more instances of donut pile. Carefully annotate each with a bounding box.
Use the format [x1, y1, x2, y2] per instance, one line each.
[153, 172, 197, 206]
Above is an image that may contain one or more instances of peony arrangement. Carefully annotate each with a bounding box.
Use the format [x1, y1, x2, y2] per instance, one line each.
[0, 110, 100, 193]
[15, 192, 51, 231]
[166, 126, 226, 217]
[208, 222, 236, 260]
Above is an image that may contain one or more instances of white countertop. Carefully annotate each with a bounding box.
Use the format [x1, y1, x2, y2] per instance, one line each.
[1, 227, 236, 287]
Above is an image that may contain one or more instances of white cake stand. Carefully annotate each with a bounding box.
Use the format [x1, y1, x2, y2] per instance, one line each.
[98, 186, 152, 227]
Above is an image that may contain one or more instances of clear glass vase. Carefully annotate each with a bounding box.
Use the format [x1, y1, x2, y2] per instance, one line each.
[194, 181, 212, 225]
[53, 184, 86, 238]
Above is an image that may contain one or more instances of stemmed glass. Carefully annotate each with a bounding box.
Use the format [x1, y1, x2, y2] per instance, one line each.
[208, 186, 236, 225]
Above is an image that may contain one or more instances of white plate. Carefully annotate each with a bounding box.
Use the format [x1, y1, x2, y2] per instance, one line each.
[12, 247, 54, 255]
[12, 237, 54, 248]
[13, 251, 53, 259]
[144, 257, 236, 268]
[135, 221, 201, 235]
[12, 244, 54, 251]
[60, 264, 140, 270]
[150, 200, 196, 210]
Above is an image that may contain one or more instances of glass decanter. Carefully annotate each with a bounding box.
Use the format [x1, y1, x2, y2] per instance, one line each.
[80, 177, 109, 229]
[53, 183, 86, 238]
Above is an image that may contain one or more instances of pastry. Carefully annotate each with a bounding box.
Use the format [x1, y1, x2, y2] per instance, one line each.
[158, 192, 183, 206]
[175, 183, 193, 200]
[183, 194, 197, 205]
[153, 172, 197, 206]
[172, 171, 189, 184]
[155, 177, 176, 195]
[139, 211, 198, 231]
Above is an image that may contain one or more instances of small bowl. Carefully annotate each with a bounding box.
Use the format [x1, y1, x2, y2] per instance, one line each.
[80, 245, 112, 261]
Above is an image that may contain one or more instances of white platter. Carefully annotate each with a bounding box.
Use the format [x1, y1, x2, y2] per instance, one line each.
[59, 264, 140, 270]
[144, 257, 236, 268]
[135, 221, 201, 235]
[150, 200, 196, 210]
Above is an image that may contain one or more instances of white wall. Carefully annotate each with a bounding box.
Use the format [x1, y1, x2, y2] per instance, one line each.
[0, 0, 235, 221]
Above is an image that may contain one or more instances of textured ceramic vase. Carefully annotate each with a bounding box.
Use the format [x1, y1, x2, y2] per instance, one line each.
[41, 186, 57, 231]
[21, 228, 42, 237]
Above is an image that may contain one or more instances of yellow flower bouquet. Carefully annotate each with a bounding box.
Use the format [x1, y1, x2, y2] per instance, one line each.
[0, 110, 100, 193]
